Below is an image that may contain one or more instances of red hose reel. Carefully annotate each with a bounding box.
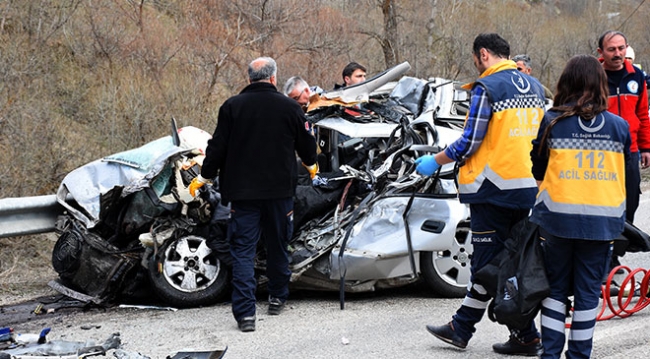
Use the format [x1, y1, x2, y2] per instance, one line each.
[598, 265, 650, 320]
[564, 266, 649, 329]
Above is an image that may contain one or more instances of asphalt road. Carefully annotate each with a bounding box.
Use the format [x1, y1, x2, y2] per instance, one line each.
[3, 192, 650, 359]
[4, 271, 649, 359]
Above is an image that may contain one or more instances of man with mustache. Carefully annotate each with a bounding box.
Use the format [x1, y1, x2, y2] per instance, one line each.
[598, 30, 650, 270]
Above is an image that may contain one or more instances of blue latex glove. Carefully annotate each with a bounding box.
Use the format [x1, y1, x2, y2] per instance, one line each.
[415, 155, 440, 176]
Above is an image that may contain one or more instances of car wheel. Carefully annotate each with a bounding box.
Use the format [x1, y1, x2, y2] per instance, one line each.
[148, 234, 229, 307]
[420, 221, 472, 298]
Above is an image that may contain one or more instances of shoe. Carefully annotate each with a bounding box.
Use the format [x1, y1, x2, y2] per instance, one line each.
[237, 316, 256, 332]
[426, 322, 467, 349]
[492, 335, 543, 356]
[610, 255, 624, 274]
[268, 296, 285, 315]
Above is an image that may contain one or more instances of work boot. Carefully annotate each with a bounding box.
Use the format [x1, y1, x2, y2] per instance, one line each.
[492, 335, 543, 356]
[426, 322, 468, 349]
[268, 296, 285, 315]
[237, 316, 256, 332]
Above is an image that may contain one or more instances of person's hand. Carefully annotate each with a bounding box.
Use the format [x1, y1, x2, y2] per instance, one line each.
[641, 152, 650, 169]
[302, 162, 319, 180]
[189, 175, 209, 197]
[415, 155, 440, 176]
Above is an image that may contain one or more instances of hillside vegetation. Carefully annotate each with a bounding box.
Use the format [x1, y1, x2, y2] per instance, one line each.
[1, 0, 649, 198]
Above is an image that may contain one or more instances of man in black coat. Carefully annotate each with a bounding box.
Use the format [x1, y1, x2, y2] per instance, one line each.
[190, 57, 318, 332]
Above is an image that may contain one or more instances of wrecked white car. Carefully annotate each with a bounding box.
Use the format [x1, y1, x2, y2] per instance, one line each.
[50, 63, 473, 308]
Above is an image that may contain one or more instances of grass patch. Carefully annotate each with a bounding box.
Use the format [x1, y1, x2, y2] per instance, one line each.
[0, 234, 58, 305]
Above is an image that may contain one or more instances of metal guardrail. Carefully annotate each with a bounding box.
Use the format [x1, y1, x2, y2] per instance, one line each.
[0, 195, 64, 238]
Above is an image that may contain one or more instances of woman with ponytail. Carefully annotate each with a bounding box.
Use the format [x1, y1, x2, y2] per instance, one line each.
[530, 54, 631, 359]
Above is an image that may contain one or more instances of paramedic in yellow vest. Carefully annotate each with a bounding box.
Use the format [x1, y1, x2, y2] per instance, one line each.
[416, 33, 546, 356]
[531, 55, 630, 359]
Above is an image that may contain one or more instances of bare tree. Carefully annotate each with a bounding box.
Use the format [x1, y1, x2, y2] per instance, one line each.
[380, 0, 399, 67]
[355, 0, 400, 68]
[3, 0, 650, 199]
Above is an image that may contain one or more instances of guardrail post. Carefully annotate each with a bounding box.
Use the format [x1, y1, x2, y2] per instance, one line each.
[0, 195, 64, 238]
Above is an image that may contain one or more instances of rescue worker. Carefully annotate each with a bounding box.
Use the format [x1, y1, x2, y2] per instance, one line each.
[283, 76, 323, 112]
[283, 76, 312, 110]
[512, 54, 554, 100]
[598, 31, 650, 222]
[531, 54, 630, 358]
[416, 33, 546, 356]
[597, 30, 650, 272]
[189, 57, 318, 332]
[282, 75, 323, 184]
[624, 46, 650, 90]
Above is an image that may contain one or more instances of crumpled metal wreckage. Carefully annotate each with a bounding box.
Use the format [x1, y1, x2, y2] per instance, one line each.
[47, 61, 476, 310]
[0, 331, 226, 359]
[0, 332, 120, 359]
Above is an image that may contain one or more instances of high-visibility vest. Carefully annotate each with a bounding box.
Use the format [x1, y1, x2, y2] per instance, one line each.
[531, 110, 629, 240]
[459, 61, 546, 209]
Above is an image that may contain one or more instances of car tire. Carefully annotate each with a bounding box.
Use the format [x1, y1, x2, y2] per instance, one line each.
[148, 234, 230, 308]
[420, 221, 472, 298]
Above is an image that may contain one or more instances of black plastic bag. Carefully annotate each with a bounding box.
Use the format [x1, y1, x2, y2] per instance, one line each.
[480, 218, 550, 330]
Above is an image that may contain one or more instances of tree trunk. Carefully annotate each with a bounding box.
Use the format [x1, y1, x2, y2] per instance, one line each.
[381, 0, 399, 67]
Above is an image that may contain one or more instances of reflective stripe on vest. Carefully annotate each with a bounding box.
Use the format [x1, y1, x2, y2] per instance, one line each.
[459, 165, 539, 193]
[459, 67, 545, 195]
[536, 135, 626, 217]
[536, 190, 625, 217]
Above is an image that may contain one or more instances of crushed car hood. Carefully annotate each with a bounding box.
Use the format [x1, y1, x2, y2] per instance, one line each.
[56, 126, 210, 228]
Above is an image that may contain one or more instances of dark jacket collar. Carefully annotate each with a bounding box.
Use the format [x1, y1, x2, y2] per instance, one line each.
[241, 81, 277, 94]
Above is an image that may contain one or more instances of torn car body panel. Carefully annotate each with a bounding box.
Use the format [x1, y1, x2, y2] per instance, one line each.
[56, 127, 211, 228]
[49, 71, 474, 308]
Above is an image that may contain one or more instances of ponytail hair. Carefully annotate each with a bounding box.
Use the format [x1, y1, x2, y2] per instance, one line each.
[538, 55, 609, 152]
